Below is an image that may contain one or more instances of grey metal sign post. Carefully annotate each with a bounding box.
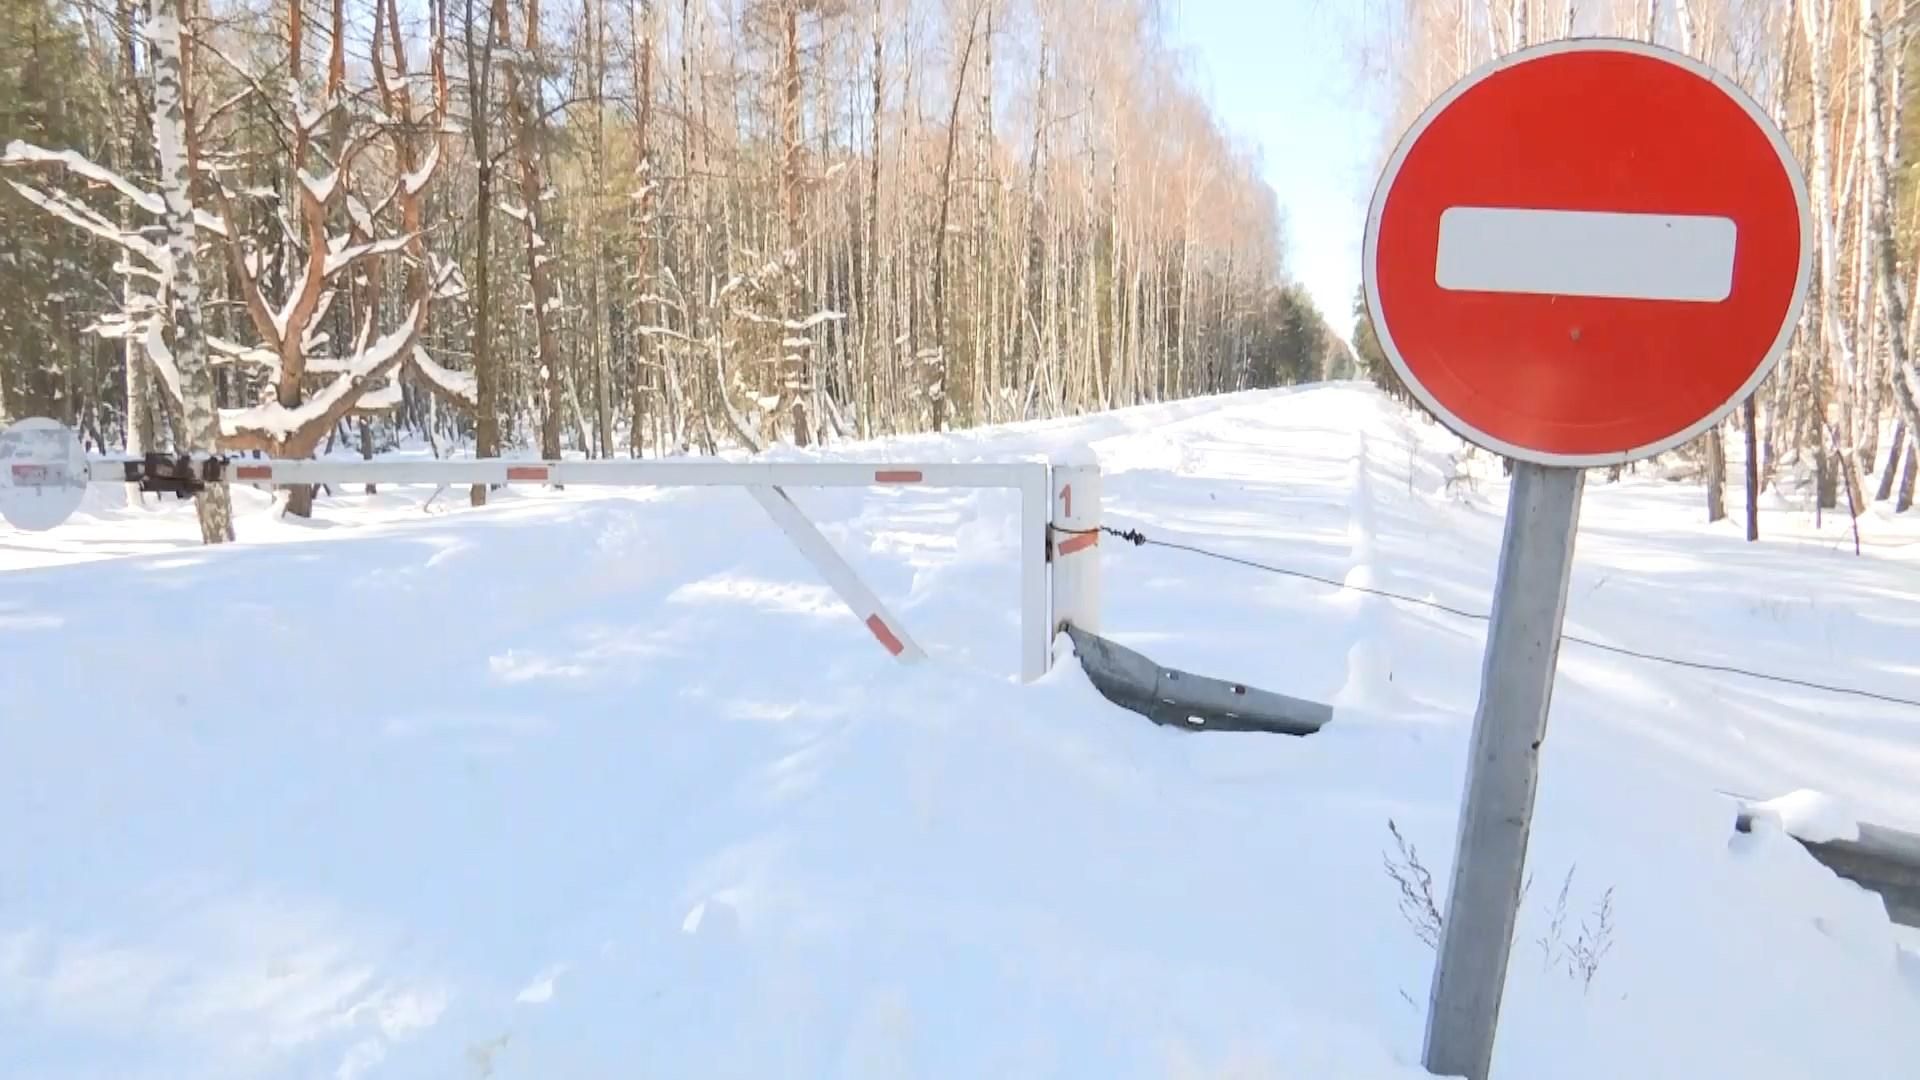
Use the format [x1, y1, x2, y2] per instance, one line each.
[1422, 462, 1582, 1080]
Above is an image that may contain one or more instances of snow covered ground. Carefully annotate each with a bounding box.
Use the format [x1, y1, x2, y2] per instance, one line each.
[3, 383, 1917, 1079]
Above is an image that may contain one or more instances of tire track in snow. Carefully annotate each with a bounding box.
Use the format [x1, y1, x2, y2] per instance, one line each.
[1327, 390, 1490, 726]
[1332, 426, 1406, 716]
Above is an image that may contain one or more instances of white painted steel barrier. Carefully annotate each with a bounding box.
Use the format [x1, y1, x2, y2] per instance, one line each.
[72, 453, 1106, 684]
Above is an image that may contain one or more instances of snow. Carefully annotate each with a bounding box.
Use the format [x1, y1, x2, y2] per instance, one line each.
[303, 291, 337, 351]
[2, 142, 226, 249]
[355, 380, 404, 411]
[632, 323, 694, 343]
[5, 180, 166, 270]
[323, 234, 413, 277]
[206, 335, 280, 370]
[432, 266, 466, 301]
[298, 168, 341, 205]
[293, 89, 326, 135]
[3, 385, 1918, 1079]
[140, 316, 183, 403]
[2, 140, 165, 216]
[347, 194, 377, 238]
[734, 307, 847, 332]
[1747, 789, 1862, 844]
[408, 345, 477, 406]
[402, 143, 440, 196]
[789, 308, 847, 331]
[220, 304, 422, 439]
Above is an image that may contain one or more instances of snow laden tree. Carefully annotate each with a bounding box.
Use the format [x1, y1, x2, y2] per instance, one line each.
[3, 0, 456, 521]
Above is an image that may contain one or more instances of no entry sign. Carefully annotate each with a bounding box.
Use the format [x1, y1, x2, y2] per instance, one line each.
[1367, 39, 1821, 1080]
[1363, 38, 1812, 467]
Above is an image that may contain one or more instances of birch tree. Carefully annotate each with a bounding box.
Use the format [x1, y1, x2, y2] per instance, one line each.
[149, 0, 229, 542]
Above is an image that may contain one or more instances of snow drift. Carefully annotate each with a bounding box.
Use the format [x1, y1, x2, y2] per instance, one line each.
[2, 385, 1916, 1079]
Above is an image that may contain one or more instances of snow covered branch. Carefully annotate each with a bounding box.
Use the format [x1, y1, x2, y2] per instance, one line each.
[730, 307, 846, 332]
[207, 336, 281, 370]
[322, 233, 414, 277]
[141, 316, 184, 405]
[3, 140, 164, 216]
[221, 302, 423, 443]
[3, 141, 229, 237]
[5, 179, 166, 269]
[407, 345, 478, 408]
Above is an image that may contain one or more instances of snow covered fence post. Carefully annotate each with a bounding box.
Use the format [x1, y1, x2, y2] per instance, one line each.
[1048, 461, 1101, 639]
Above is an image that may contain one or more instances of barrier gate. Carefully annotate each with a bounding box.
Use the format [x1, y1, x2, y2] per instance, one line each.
[0, 421, 1102, 683]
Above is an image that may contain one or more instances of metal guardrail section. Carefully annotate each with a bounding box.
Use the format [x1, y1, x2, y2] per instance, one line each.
[1735, 811, 1920, 930]
[1066, 620, 1919, 928]
[1065, 625, 1332, 736]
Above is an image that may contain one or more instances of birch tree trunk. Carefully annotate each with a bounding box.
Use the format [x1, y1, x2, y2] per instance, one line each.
[1802, 0, 1848, 509]
[148, 0, 230, 543]
[1860, 0, 1920, 456]
[465, 0, 501, 505]
[1899, 441, 1918, 511]
[587, 0, 612, 457]
[116, 0, 153, 478]
[503, 0, 563, 461]
[1671, 0, 1727, 521]
[928, 3, 983, 431]
[1878, 421, 1906, 500]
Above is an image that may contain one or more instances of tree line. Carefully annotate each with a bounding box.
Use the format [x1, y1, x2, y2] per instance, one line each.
[0, 0, 1347, 542]
[1361, 0, 1920, 535]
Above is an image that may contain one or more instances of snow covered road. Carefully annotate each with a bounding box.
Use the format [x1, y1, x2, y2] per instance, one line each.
[3, 385, 1917, 1079]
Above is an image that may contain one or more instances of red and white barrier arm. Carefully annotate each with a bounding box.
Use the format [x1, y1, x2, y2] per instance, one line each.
[87, 457, 1042, 491]
[86, 453, 1065, 683]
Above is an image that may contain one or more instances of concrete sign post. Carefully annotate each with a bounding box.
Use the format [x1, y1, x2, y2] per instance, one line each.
[1361, 38, 1811, 1080]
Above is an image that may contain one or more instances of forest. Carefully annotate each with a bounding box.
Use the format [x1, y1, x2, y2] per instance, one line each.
[0, 0, 1347, 541]
[1355, 0, 1920, 535]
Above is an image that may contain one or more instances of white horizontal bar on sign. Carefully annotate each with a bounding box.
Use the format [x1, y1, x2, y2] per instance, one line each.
[1434, 206, 1738, 303]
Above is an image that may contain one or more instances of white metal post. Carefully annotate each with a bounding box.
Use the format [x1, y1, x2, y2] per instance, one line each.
[1423, 461, 1585, 1080]
[747, 485, 926, 664]
[1048, 463, 1102, 638]
[1020, 469, 1052, 683]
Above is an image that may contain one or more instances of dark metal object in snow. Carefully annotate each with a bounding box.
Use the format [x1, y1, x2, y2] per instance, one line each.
[121, 453, 227, 497]
[1735, 810, 1920, 930]
[1065, 625, 1331, 736]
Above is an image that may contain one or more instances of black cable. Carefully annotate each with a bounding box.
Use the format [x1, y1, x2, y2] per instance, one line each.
[1061, 524, 1920, 711]
[1093, 526, 1494, 622]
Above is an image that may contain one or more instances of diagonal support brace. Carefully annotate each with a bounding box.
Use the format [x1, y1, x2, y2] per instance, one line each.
[747, 484, 926, 664]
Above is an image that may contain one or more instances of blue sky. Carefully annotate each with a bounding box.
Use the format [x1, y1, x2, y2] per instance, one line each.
[1167, 0, 1393, 337]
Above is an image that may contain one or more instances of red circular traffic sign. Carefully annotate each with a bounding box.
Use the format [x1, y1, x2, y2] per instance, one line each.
[1362, 39, 1811, 467]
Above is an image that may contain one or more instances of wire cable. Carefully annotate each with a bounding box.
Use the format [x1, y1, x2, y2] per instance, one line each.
[1063, 524, 1920, 711]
